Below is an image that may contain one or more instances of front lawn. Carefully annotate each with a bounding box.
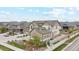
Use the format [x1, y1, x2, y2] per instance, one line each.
[0, 45, 14, 51]
[8, 36, 47, 51]
[8, 41, 26, 49]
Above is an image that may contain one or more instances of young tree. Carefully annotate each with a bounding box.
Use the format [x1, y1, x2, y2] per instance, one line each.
[25, 36, 47, 50]
[32, 36, 41, 48]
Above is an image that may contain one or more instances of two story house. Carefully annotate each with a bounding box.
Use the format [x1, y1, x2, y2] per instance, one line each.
[7, 21, 30, 35]
[29, 20, 62, 37]
[60, 22, 78, 31]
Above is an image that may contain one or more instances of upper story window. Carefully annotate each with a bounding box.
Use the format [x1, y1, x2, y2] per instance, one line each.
[54, 25, 58, 29]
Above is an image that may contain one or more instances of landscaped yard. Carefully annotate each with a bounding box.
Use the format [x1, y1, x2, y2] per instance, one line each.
[8, 36, 47, 51]
[0, 45, 14, 51]
[53, 33, 79, 51]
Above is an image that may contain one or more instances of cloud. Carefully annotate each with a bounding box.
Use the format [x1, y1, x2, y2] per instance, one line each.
[42, 11, 51, 14]
[28, 9, 33, 12]
[68, 11, 75, 15]
[0, 7, 77, 22]
[0, 11, 11, 15]
[42, 8, 66, 21]
[35, 9, 39, 13]
[42, 8, 66, 15]
[0, 10, 20, 22]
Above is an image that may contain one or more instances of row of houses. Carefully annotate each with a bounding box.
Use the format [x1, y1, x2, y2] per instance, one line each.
[0, 21, 29, 34]
[0, 20, 79, 41]
[0, 20, 62, 41]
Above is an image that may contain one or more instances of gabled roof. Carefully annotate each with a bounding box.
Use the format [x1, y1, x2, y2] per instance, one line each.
[32, 20, 60, 27]
[60, 22, 79, 27]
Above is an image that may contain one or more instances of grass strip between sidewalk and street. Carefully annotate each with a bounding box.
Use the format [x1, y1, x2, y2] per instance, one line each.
[53, 33, 79, 51]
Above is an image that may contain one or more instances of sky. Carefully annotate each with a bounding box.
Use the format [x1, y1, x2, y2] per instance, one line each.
[0, 7, 79, 22]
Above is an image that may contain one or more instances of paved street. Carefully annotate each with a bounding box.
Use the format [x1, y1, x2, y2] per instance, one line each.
[64, 36, 79, 51]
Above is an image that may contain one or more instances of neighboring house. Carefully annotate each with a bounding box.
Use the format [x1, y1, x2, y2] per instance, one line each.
[20, 21, 30, 35]
[0, 21, 30, 35]
[7, 21, 30, 35]
[74, 22, 79, 29]
[0, 22, 4, 28]
[30, 27, 53, 41]
[0, 22, 9, 28]
[60, 22, 69, 30]
[60, 22, 78, 30]
[76, 24, 79, 29]
[7, 22, 22, 34]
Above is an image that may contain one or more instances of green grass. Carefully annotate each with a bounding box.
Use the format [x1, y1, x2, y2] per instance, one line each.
[8, 41, 26, 49]
[53, 44, 67, 51]
[53, 34, 79, 51]
[0, 45, 14, 51]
